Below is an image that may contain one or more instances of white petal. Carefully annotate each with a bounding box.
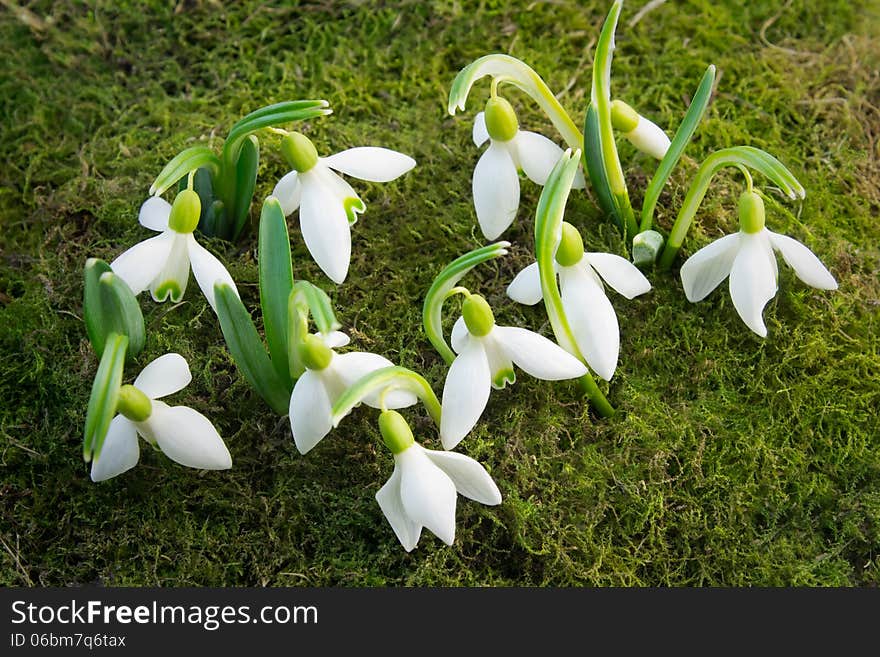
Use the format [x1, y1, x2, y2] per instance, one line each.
[506, 262, 544, 305]
[398, 447, 457, 546]
[316, 165, 366, 225]
[187, 236, 238, 312]
[375, 465, 422, 552]
[451, 316, 470, 354]
[493, 326, 587, 380]
[473, 142, 520, 240]
[90, 415, 139, 482]
[514, 130, 565, 186]
[322, 331, 350, 349]
[139, 196, 171, 232]
[482, 331, 516, 389]
[289, 369, 333, 455]
[680, 233, 741, 302]
[110, 231, 175, 296]
[332, 351, 418, 409]
[138, 401, 231, 470]
[572, 165, 587, 190]
[625, 116, 671, 160]
[729, 231, 778, 337]
[299, 169, 351, 284]
[768, 231, 838, 290]
[322, 147, 416, 182]
[133, 353, 192, 399]
[560, 264, 620, 381]
[423, 447, 502, 505]
[472, 111, 489, 147]
[272, 171, 302, 216]
[440, 339, 491, 450]
[149, 232, 190, 303]
[584, 252, 652, 299]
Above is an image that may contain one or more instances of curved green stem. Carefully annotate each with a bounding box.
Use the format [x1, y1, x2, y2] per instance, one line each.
[330, 366, 442, 428]
[422, 242, 509, 364]
[658, 146, 805, 269]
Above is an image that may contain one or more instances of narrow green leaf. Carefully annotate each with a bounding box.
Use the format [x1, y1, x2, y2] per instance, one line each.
[258, 197, 294, 390]
[292, 281, 340, 336]
[231, 135, 260, 240]
[150, 146, 221, 196]
[83, 332, 127, 462]
[287, 291, 309, 380]
[583, 105, 621, 231]
[214, 283, 291, 414]
[641, 64, 716, 232]
[99, 272, 145, 359]
[83, 258, 113, 358]
[447, 54, 582, 150]
[330, 366, 442, 429]
[422, 242, 510, 364]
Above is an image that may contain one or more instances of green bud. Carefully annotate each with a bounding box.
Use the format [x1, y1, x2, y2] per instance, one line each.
[379, 410, 414, 454]
[281, 132, 319, 173]
[631, 230, 665, 267]
[297, 334, 333, 371]
[116, 384, 152, 422]
[555, 222, 585, 267]
[484, 97, 519, 142]
[462, 294, 495, 337]
[738, 190, 766, 234]
[610, 99, 640, 133]
[167, 189, 201, 234]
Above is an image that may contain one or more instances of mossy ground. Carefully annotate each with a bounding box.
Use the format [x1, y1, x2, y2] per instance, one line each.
[1, 0, 878, 586]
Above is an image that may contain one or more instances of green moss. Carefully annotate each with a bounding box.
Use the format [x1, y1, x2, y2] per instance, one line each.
[0, 0, 878, 586]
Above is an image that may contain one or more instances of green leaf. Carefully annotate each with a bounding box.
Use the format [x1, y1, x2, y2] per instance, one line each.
[583, 105, 620, 232]
[292, 281, 340, 336]
[214, 283, 291, 414]
[98, 272, 145, 359]
[258, 197, 294, 390]
[150, 146, 221, 196]
[448, 54, 582, 150]
[83, 332, 127, 462]
[422, 242, 510, 365]
[287, 291, 309, 380]
[641, 64, 716, 233]
[222, 100, 331, 164]
[83, 258, 113, 357]
[231, 135, 260, 240]
[330, 366, 442, 429]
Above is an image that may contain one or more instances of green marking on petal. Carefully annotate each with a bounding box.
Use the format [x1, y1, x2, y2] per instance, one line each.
[154, 280, 183, 302]
[344, 197, 365, 226]
[493, 369, 516, 389]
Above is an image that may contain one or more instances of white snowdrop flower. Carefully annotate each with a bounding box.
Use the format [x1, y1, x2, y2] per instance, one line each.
[375, 410, 501, 552]
[440, 293, 587, 450]
[472, 96, 585, 240]
[272, 132, 416, 284]
[111, 190, 238, 313]
[611, 99, 671, 160]
[507, 222, 651, 381]
[90, 353, 232, 482]
[289, 331, 418, 454]
[680, 189, 837, 337]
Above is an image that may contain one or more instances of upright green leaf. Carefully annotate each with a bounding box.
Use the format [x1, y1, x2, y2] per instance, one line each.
[231, 135, 260, 240]
[98, 273, 145, 359]
[583, 105, 620, 232]
[83, 258, 113, 357]
[214, 283, 291, 414]
[83, 332, 127, 462]
[258, 197, 294, 389]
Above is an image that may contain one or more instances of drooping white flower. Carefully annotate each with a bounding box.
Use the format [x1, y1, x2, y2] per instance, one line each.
[472, 97, 585, 240]
[374, 410, 501, 552]
[440, 293, 587, 450]
[111, 191, 238, 313]
[289, 331, 418, 454]
[611, 99, 671, 160]
[272, 132, 416, 284]
[507, 222, 651, 381]
[680, 190, 837, 337]
[90, 353, 232, 482]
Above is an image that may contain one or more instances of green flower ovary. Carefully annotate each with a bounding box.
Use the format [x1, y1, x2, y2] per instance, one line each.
[116, 384, 152, 422]
[738, 190, 766, 234]
[378, 410, 415, 454]
[297, 334, 333, 371]
[485, 97, 519, 142]
[281, 132, 319, 173]
[610, 99, 640, 133]
[555, 222, 585, 267]
[462, 294, 495, 337]
[168, 189, 202, 234]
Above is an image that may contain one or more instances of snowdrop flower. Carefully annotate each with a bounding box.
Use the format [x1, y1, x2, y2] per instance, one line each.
[272, 132, 416, 284]
[610, 99, 670, 160]
[507, 222, 651, 381]
[440, 292, 587, 450]
[680, 189, 837, 337]
[111, 190, 238, 313]
[375, 410, 501, 552]
[472, 96, 585, 240]
[289, 331, 418, 454]
[90, 353, 232, 482]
